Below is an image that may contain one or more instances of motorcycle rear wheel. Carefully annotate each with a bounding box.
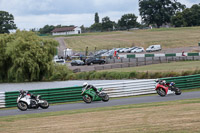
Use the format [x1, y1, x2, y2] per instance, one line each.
[175, 88, 182, 95]
[157, 88, 166, 97]
[102, 94, 109, 102]
[17, 102, 28, 111]
[39, 100, 49, 109]
[83, 95, 92, 103]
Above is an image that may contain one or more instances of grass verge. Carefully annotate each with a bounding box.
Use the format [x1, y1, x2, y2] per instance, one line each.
[0, 98, 200, 133]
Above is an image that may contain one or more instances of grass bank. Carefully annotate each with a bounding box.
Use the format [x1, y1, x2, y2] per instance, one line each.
[100, 61, 200, 73]
[63, 26, 200, 51]
[1, 98, 200, 133]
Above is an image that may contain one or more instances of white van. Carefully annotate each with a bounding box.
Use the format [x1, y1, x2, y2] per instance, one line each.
[146, 45, 161, 52]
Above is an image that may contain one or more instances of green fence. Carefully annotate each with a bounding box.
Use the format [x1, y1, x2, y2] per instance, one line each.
[5, 86, 82, 107]
[161, 74, 200, 90]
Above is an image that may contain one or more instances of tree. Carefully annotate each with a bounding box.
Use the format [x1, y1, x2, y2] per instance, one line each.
[90, 23, 102, 31]
[0, 30, 59, 82]
[118, 14, 139, 30]
[102, 16, 114, 31]
[171, 12, 185, 27]
[39, 25, 55, 34]
[95, 12, 100, 23]
[139, 0, 185, 28]
[0, 11, 17, 33]
[171, 4, 200, 27]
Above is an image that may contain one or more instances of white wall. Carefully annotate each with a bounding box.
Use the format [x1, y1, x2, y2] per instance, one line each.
[52, 27, 81, 36]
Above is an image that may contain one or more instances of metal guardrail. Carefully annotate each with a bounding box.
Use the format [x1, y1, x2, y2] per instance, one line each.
[0, 74, 200, 108]
[0, 79, 156, 108]
[94, 79, 155, 97]
[161, 74, 200, 90]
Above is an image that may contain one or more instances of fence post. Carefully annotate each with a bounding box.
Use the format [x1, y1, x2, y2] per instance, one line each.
[136, 58, 138, 66]
[145, 57, 146, 65]
[159, 57, 161, 63]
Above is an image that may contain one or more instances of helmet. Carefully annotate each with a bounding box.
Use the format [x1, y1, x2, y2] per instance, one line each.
[155, 79, 159, 82]
[83, 82, 88, 88]
[163, 80, 166, 84]
[19, 90, 25, 94]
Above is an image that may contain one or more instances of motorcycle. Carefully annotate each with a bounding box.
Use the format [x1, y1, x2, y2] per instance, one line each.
[17, 91, 49, 111]
[155, 79, 181, 97]
[81, 87, 109, 103]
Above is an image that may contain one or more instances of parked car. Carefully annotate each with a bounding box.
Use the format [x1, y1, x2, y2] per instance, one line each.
[146, 45, 161, 52]
[131, 47, 145, 53]
[71, 60, 85, 66]
[119, 48, 129, 53]
[127, 47, 138, 53]
[85, 57, 106, 65]
[53, 55, 65, 64]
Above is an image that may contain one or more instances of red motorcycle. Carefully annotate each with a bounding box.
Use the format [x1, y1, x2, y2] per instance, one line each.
[155, 79, 181, 97]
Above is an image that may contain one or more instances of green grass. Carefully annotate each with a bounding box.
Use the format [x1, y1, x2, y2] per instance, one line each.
[100, 61, 200, 73]
[59, 26, 200, 52]
[0, 98, 200, 122]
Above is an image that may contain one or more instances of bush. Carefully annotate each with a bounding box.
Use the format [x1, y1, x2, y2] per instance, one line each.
[50, 64, 73, 81]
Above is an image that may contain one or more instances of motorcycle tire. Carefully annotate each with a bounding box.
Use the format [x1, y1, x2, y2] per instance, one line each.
[175, 88, 182, 95]
[17, 102, 28, 111]
[102, 94, 109, 102]
[156, 88, 166, 97]
[39, 100, 49, 109]
[82, 95, 92, 103]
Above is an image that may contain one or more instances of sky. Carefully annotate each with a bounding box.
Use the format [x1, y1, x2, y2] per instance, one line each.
[0, 0, 199, 30]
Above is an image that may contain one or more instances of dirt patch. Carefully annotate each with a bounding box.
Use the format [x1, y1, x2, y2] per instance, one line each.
[1, 102, 200, 133]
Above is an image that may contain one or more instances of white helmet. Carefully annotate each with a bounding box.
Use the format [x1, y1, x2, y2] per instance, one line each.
[83, 82, 88, 88]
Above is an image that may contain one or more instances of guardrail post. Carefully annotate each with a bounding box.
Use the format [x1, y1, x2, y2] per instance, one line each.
[152, 57, 154, 64]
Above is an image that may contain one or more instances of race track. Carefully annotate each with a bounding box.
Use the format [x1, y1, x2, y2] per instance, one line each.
[1, 91, 200, 117]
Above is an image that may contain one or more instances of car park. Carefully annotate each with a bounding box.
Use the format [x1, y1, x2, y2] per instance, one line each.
[71, 60, 85, 66]
[85, 57, 105, 65]
[131, 47, 145, 53]
[146, 45, 161, 52]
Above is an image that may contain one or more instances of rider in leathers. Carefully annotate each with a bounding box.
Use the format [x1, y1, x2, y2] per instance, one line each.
[83, 82, 100, 95]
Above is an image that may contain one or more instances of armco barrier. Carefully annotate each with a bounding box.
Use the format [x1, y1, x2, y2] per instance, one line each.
[125, 52, 200, 58]
[0, 74, 200, 108]
[0, 79, 156, 108]
[4, 86, 83, 108]
[94, 79, 156, 98]
[161, 74, 200, 90]
[0, 92, 5, 108]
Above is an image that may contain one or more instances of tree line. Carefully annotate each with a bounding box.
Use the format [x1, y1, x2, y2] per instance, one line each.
[0, 30, 61, 82]
[1, 1, 200, 34]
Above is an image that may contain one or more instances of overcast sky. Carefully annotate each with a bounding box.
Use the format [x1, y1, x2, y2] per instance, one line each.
[0, 0, 199, 30]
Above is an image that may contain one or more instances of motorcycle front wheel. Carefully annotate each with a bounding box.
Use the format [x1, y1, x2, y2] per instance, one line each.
[102, 94, 109, 102]
[39, 100, 49, 109]
[175, 88, 182, 95]
[17, 102, 28, 111]
[82, 95, 92, 103]
[156, 88, 166, 97]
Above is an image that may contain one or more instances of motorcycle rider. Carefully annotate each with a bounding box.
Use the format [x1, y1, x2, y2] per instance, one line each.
[83, 82, 100, 95]
[19, 90, 37, 106]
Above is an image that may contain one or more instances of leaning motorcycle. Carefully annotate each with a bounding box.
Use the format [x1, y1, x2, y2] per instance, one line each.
[155, 79, 181, 97]
[81, 87, 109, 103]
[17, 92, 49, 111]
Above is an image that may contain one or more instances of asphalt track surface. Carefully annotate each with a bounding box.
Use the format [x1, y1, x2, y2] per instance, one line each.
[0, 91, 200, 117]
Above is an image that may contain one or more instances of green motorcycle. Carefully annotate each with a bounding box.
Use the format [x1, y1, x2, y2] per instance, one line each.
[81, 87, 109, 103]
